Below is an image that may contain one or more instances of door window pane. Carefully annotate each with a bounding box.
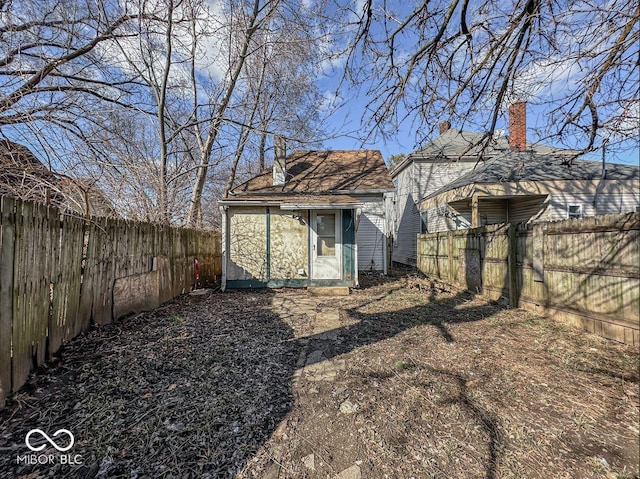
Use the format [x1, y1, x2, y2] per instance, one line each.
[316, 214, 335, 235]
[318, 237, 336, 256]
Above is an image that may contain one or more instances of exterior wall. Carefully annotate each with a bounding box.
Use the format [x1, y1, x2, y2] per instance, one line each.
[415, 159, 476, 200]
[227, 207, 268, 282]
[389, 162, 419, 265]
[479, 198, 508, 224]
[416, 213, 640, 346]
[421, 179, 640, 233]
[424, 204, 471, 233]
[225, 205, 356, 288]
[269, 208, 308, 280]
[355, 196, 386, 271]
[540, 191, 640, 222]
[508, 196, 547, 223]
[390, 158, 477, 265]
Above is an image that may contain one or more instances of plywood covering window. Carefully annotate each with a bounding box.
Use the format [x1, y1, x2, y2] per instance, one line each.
[316, 213, 336, 256]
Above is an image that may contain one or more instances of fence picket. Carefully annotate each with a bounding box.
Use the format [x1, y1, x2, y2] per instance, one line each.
[417, 213, 640, 345]
[0, 197, 221, 408]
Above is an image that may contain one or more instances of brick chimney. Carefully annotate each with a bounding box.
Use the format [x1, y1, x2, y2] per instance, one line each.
[439, 120, 451, 135]
[508, 102, 527, 152]
[272, 135, 286, 186]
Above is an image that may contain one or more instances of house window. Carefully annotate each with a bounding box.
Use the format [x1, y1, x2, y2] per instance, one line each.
[420, 212, 428, 234]
[568, 204, 582, 219]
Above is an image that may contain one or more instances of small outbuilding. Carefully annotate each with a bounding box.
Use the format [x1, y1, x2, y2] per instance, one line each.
[219, 146, 394, 291]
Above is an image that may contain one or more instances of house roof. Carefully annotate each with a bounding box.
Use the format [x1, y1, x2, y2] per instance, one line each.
[421, 152, 640, 203]
[391, 128, 578, 177]
[229, 150, 394, 199]
[0, 139, 55, 177]
[0, 139, 58, 201]
[0, 139, 117, 217]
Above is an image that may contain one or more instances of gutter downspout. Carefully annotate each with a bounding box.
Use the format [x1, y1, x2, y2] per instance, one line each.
[354, 208, 361, 287]
[220, 204, 228, 291]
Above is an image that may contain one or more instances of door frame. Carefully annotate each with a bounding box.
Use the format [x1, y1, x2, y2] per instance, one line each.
[309, 209, 342, 281]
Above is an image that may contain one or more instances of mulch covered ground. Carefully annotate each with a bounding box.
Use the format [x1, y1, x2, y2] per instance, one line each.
[0, 273, 638, 478]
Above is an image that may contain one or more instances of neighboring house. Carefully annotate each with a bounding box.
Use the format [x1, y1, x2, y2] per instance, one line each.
[0, 139, 116, 217]
[0, 139, 59, 203]
[388, 102, 577, 265]
[218, 145, 394, 290]
[418, 153, 640, 231]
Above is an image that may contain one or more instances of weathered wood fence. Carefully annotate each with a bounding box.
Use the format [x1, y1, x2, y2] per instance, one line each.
[417, 212, 639, 346]
[0, 197, 221, 407]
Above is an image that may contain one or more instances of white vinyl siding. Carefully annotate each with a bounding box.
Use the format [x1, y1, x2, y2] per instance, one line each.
[478, 199, 508, 225]
[415, 159, 476, 199]
[390, 163, 420, 265]
[508, 196, 548, 224]
[356, 197, 386, 271]
[425, 204, 471, 233]
[390, 159, 477, 265]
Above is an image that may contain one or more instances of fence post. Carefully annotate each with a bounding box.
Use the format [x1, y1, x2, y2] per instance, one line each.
[0, 197, 16, 406]
[507, 223, 518, 307]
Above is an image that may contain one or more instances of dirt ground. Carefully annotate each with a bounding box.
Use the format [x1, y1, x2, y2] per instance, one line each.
[0, 272, 638, 478]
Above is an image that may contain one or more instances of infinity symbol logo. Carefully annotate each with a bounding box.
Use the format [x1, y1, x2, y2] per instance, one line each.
[25, 429, 75, 452]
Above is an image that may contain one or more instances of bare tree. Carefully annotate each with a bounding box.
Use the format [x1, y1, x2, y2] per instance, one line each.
[223, 2, 326, 195]
[337, 0, 639, 155]
[0, 0, 151, 141]
[0, 0, 331, 227]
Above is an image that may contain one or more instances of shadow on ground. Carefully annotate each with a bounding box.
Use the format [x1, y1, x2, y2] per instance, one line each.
[0, 289, 301, 478]
[0, 275, 637, 478]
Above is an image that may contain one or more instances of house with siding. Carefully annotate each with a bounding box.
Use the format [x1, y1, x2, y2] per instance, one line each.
[218, 144, 394, 291]
[388, 102, 578, 265]
[418, 153, 640, 231]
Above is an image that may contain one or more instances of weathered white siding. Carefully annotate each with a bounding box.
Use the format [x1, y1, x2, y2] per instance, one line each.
[425, 204, 471, 233]
[356, 196, 386, 271]
[422, 181, 640, 232]
[415, 159, 476, 199]
[509, 196, 547, 224]
[478, 198, 508, 225]
[540, 191, 640, 222]
[390, 163, 420, 265]
[390, 158, 477, 265]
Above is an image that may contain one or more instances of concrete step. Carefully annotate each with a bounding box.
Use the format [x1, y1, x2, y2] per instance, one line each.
[308, 286, 350, 297]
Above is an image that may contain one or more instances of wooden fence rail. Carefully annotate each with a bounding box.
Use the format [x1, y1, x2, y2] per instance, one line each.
[417, 212, 640, 346]
[0, 197, 222, 407]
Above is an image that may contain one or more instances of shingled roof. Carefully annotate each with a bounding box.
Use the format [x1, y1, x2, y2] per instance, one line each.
[229, 150, 394, 198]
[423, 152, 640, 201]
[410, 128, 578, 158]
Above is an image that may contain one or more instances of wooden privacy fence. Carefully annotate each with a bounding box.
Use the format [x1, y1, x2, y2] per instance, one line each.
[0, 196, 222, 407]
[417, 212, 639, 346]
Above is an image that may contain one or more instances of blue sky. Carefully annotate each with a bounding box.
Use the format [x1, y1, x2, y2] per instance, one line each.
[323, 72, 640, 166]
[313, 0, 640, 167]
[322, 97, 640, 166]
